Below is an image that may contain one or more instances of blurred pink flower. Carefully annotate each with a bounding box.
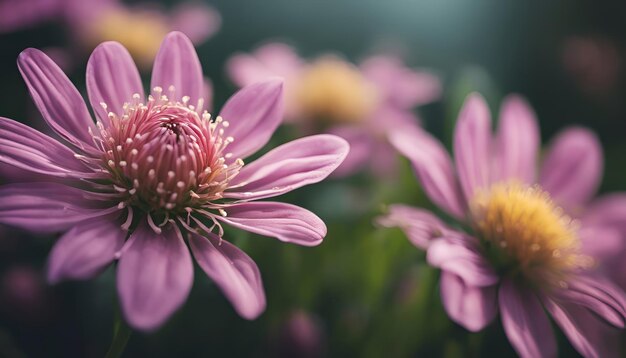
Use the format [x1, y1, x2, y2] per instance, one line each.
[1, 0, 220, 69]
[272, 310, 326, 358]
[379, 94, 626, 357]
[227, 43, 441, 177]
[562, 36, 622, 98]
[0, 0, 63, 32]
[0, 32, 348, 331]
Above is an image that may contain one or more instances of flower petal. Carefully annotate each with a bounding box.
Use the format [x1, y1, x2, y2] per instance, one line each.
[539, 127, 603, 210]
[225, 135, 349, 200]
[427, 236, 499, 286]
[493, 95, 540, 184]
[388, 126, 465, 219]
[170, 2, 221, 44]
[189, 232, 265, 319]
[0, 183, 117, 233]
[360, 55, 441, 108]
[582, 193, 626, 235]
[0, 116, 100, 178]
[555, 276, 626, 328]
[219, 79, 284, 160]
[499, 279, 557, 358]
[17, 48, 96, 151]
[86, 41, 144, 127]
[376, 204, 449, 249]
[117, 221, 193, 331]
[47, 215, 126, 284]
[227, 43, 303, 87]
[453, 93, 492, 202]
[440, 271, 498, 332]
[326, 126, 375, 177]
[544, 298, 621, 358]
[151, 31, 204, 104]
[218, 202, 325, 247]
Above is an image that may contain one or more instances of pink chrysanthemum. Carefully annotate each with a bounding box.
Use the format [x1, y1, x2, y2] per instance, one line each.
[226, 43, 441, 177]
[0, 32, 349, 331]
[379, 93, 626, 357]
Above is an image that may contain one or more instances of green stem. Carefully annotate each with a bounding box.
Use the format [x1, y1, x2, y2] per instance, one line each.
[105, 312, 132, 358]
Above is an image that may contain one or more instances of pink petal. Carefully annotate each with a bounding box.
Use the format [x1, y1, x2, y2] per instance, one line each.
[326, 126, 375, 177]
[218, 202, 326, 247]
[47, 215, 126, 283]
[0, 183, 117, 233]
[360, 55, 441, 108]
[170, 3, 221, 44]
[117, 221, 193, 331]
[544, 298, 621, 358]
[578, 225, 623, 261]
[427, 236, 499, 286]
[582, 193, 626, 235]
[151, 32, 204, 104]
[554, 276, 626, 328]
[0, 116, 100, 179]
[17, 48, 96, 152]
[219, 79, 284, 160]
[539, 127, 603, 210]
[388, 126, 465, 219]
[376, 204, 449, 249]
[492, 95, 540, 184]
[499, 279, 557, 358]
[440, 271, 498, 332]
[225, 134, 349, 200]
[86, 41, 144, 127]
[189, 232, 265, 320]
[227, 43, 303, 87]
[453, 93, 492, 202]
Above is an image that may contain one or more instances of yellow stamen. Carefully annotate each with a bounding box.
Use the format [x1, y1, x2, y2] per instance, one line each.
[470, 182, 592, 285]
[295, 57, 378, 123]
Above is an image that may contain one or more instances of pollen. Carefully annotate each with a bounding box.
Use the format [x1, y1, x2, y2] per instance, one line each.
[470, 182, 592, 286]
[295, 57, 378, 123]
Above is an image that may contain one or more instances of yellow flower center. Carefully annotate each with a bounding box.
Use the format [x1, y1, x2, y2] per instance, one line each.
[84, 9, 170, 68]
[295, 57, 378, 123]
[470, 182, 592, 286]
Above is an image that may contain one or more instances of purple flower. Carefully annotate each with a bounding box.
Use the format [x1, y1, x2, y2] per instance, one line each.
[227, 43, 441, 177]
[379, 93, 626, 357]
[0, 32, 349, 331]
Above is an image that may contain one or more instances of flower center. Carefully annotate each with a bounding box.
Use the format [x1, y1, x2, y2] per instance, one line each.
[96, 87, 242, 217]
[295, 57, 378, 123]
[470, 182, 592, 286]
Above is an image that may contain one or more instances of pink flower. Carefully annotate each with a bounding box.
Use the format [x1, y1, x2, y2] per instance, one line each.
[379, 94, 626, 357]
[227, 43, 441, 177]
[0, 32, 349, 331]
[1, 0, 220, 70]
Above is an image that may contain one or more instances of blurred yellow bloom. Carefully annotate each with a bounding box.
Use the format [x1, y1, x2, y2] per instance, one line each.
[295, 57, 379, 123]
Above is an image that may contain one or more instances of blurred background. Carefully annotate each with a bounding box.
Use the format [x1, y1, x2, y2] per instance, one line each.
[1, 0, 626, 356]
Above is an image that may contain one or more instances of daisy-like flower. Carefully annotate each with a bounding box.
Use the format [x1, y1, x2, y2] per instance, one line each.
[0, 32, 349, 331]
[227, 43, 441, 177]
[379, 94, 626, 357]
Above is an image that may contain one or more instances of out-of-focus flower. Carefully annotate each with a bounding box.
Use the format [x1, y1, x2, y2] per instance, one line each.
[0, 0, 63, 32]
[227, 43, 441, 177]
[562, 36, 622, 98]
[0, 0, 220, 70]
[0, 32, 349, 331]
[0, 265, 54, 325]
[66, 0, 220, 68]
[272, 310, 326, 358]
[379, 93, 626, 357]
